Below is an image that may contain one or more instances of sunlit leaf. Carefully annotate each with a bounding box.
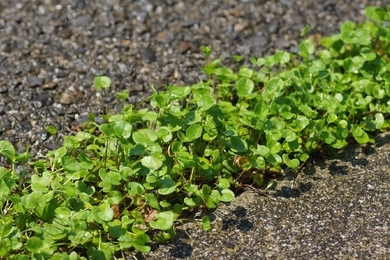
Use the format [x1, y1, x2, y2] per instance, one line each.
[94, 76, 111, 90]
[149, 211, 174, 230]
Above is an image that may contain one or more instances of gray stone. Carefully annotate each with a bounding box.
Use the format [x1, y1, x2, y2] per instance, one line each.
[141, 48, 157, 63]
[27, 77, 44, 88]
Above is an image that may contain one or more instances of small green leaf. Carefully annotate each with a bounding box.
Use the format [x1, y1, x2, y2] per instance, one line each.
[299, 39, 315, 59]
[351, 126, 371, 144]
[133, 234, 151, 253]
[98, 204, 114, 222]
[219, 189, 235, 202]
[274, 51, 290, 64]
[267, 140, 281, 154]
[201, 46, 212, 57]
[282, 154, 300, 169]
[132, 129, 159, 144]
[168, 86, 191, 98]
[217, 178, 230, 189]
[300, 25, 311, 37]
[99, 168, 122, 186]
[69, 230, 93, 245]
[327, 114, 338, 124]
[197, 94, 216, 111]
[0, 141, 16, 161]
[235, 77, 254, 97]
[186, 124, 203, 140]
[249, 57, 265, 66]
[94, 76, 111, 90]
[146, 193, 161, 210]
[61, 156, 80, 172]
[45, 125, 57, 135]
[364, 6, 386, 23]
[141, 156, 163, 171]
[157, 127, 173, 142]
[149, 211, 174, 230]
[360, 47, 376, 61]
[281, 129, 297, 142]
[157, 177, 175, 195]
[112, 121, 133, 139]
[201, 216, 211, 231]
[266, 78, 284, 93]
[116, 89, 129, 101]
[26, 237, 43, 253]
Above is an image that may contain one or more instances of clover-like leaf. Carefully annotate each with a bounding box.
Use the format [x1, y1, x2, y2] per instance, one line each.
[26, 237, 43, 253]
[235, 77, 254, 97]
[299, 39, 315, 59]
[157, 177, 175, 195]
[157, 127, 173, 142]
[149, 211, 174, 230]
[186, 124, 203, 141]
[364, 6, 386, 23]
[0, 141, 16, 162]
[141, 155, 163, 171]
[282, 154, 300, 170]
[218, 189, 235, 202]
[94, 76, 111, 90]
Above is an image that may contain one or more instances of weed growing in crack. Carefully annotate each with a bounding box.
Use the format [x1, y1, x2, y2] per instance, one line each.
[1, 5, 390, 259]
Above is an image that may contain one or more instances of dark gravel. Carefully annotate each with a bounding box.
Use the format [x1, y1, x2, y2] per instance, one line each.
[1, 0, 389, 259]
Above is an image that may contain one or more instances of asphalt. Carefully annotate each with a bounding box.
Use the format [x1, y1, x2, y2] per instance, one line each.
[1, 0, 389, 259]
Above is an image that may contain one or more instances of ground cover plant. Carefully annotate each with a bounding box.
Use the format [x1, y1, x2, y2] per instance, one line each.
[1, 5, 390, 259]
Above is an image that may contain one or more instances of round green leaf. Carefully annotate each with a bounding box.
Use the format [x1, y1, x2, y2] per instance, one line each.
[219, 189, 235, 202]
[282, 129, 297, 142]
[267, 140, 281, 154]
[113, 121, 132, 139]
[168, 85, 191, 98]
[26, 237, 43, 253]
[282, 154, 300, 169]
[45, 125, 57, 135]
[186, 124, 203, 140]
[299, 39, 315, 58]
[94, 76, 111, 90]
[133, 234, 151, 253]
[217, 178, 230, 189]
[360, 47, 376, 61]
[149, 211, 174, 230]
[61, 156, 80, 172]
[266, 78, 283, 93]
[255, 145, 270, 156]
[0, 141, 16, 161]
[351, 126, 370, 144]
[157, 177, 175, 195]
[274, 51, 290, 64]
[141, 156, 163, 171]
[364, 6, 385, 23]
[97, 206, 114, 222]
[146, 193, 161, 210]
[157, 127, 173, 142]
[197, 94, 216, 111]
[235, 77, 254, 97]
[55, 207, 71, 219]
[132, 129, 159, 144]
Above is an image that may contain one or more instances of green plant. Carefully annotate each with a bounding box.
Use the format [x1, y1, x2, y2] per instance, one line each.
[94, 76, 111, 121]
[1, 5, 390, 258]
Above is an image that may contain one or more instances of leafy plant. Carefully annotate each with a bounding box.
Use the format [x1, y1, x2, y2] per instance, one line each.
[1, 5, 390, 258]
[94, 76, 111, 120]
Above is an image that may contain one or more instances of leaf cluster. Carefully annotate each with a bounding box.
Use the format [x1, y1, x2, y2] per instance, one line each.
[1, 5, 390, 259]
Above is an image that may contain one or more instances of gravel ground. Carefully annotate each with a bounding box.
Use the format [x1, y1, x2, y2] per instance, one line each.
[0, 0, 389, 259]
